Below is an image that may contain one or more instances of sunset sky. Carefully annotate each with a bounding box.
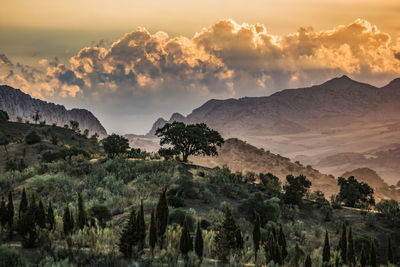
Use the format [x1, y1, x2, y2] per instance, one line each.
[1, 0, 400, 133]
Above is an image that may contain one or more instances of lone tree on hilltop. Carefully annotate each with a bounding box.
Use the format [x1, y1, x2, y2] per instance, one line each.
[156, 122, 224, 162]
[338, 176, 374, 207]
[32, 110, 41, 124]
[101, 134, 129, 158]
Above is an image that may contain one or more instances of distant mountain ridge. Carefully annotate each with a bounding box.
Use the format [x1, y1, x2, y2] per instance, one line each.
[147, 75, 400, 137]
[0, 85, 107, 137]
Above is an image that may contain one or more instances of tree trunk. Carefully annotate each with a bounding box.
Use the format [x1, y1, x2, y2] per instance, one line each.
[182, 153, 188, 162]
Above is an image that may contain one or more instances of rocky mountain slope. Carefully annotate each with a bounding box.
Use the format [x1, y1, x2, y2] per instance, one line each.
[0, 85, 107, 137]
[147, 75, 400, 185]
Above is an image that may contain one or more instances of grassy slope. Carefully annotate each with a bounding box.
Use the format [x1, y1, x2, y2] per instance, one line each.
[0, 121, 100, 172]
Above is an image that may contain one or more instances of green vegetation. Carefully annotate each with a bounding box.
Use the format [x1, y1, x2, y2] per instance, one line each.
[0, 121, 398, 266]
[101, 133, 129, 158]
[156, 122, 224, 162]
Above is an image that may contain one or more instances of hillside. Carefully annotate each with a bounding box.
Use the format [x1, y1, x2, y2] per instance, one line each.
[145, 76, 400, 185]
[0, 85, 107, 137]
[0, 121, 101, 173]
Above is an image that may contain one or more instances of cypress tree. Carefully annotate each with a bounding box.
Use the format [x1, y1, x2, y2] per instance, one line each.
[47, 200, 55, 230]
[305, 254, 312, 267]
[63, 206, 74, 235]
[195, 222, 204, 263]
[323, 230, 330, 263]
[279, 224, 288, 261]
[36, 199, 46, 228]
[119, 208, 138, 257]
[265, 227, 282, 264]
[77, 193, 88, 230]
[360, 246, 367, 267]
[0, 196, 6, 227]
[21, 197, 39, 248]
[214, 206, 240, 261]
[156, 189, 169, 248]
[253, 212, 261, 261]
[179, 217, 193, 262]
[149, 208, 157, 256]
[294, 243, 305, 266]
[235, 227, 244, 250]
[387, 236, 394, 264]
[136, 200, 146, 250]
[338, 224, 347, 264]
[19, 188, 28, 219]
[370, 238, 377, 267]
[7, 191, 14, 238]
[347, 227, 355, 266]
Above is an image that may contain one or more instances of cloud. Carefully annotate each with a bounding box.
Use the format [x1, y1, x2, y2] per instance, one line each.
[1, 19, 400, 132]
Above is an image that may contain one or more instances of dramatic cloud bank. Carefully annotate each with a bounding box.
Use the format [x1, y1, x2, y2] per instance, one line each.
[1, 19, 400, 132]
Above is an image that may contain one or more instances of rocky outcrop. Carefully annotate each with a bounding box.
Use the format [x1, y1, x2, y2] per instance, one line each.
[0, 85, 107, 137]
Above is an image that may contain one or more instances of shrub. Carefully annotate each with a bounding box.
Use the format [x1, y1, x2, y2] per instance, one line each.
[5, 157, 27, 172]
[238, 193, 280, 226]
[168, 208, 197, 232]
[0, 245, 27, 267]
[25, 131, 41, 145]
[376, 200, 400, 227]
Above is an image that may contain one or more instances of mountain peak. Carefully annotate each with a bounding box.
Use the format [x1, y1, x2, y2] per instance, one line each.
[169, 112, 185, 122]
[384, 77, 400, 88]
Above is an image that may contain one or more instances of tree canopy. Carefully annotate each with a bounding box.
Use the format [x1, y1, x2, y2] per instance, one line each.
[337, 176, 374, 208]
[156, 122, 224, 162]
[101, 134, 130, 158]
[283, 175, 311, 205]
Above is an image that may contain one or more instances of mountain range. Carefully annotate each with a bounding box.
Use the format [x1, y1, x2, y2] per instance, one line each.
[0, 85, 107, 137]
[144, 75, 400, 185]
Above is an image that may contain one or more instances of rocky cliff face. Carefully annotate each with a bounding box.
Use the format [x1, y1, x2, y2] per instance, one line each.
[0, 85, 107, 137]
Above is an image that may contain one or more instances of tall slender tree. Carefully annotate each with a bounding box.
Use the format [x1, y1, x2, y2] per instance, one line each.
[305, 254, 312, 267]
[149, 208, 157, 257]
[360, 246, 367, 267]
[7, 191, 14, 238]
[77, 193, 88, 229]
[279, 224, 288, 261]
[323, 230, 331, 263]
[19, 188, 28, 219]
[370, 238, 377, 267]
[63, 206, 74, 235]
[195, 222, 204, 263]
[347, 227, 355, 266]
[387, 236, 394, 264]
[119, 209, 138, 257]
[136, 200, 146, 250]
[338, 224, 347, 264]
[21, 196, 39, 248]
[253, 212, 261, 262]
[156, 189, 169, 248]
[179, 217, 193, 263]
[47, 200, 55, 230]
[36, 199, 46, 228]
[0, 196, 7, 227]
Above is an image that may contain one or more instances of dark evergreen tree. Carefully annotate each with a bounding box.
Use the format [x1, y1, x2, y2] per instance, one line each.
[370, 238, 377, 267]
[347, 227, 355, 266]
[195, 222, 204, 263]
[7, 191, 14, 238]
[264, 227, 282, 264]
[283, 174, 312, 205]
[47, 200, 55, 230]
[323, 230, 330, 263]
[77, 193, 88, 229]
[63, 206, 74, 235]
[213, 206, 241, 261]
[156, 189, 169, 248]
[0, 196, 6, 227]
[36, 199, 46, 228]
[387, 236, 394, 264]
[360, 246, 367, 267]
[253, 212, 261, 261]
[136, 200, 146, 250]
[179, 217, 193, 262]
[149, 208, 157, 256]
[119, 209, 138, 257]
[20, 197, 38, 248]
[19, 188, 28, 219]
[338, 224, 347, 264]
[278, 224, 288, 261]
[235, 227, 244, 250]
[305, 254, 312, 267]
[294, 243, 305, 266]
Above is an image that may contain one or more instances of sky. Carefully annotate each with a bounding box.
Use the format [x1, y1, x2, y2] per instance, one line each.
[1, 0, 400, 134]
